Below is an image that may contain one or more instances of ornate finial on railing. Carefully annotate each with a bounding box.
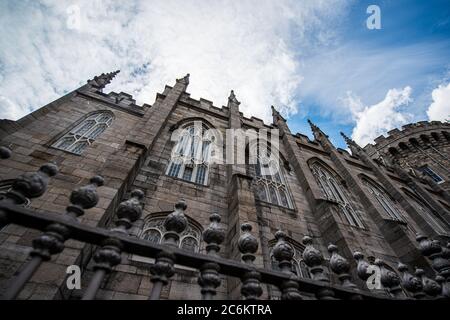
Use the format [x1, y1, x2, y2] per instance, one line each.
[302, 236, 334, 300]
[0, 146, 12, 159]
[238, 223, 258, 262]
[163, 199, 188, 247]
[271, 231, 302, 300]
[328, 244, 361, 299]
[203, 213, 225, 256]
[374, 259, 403, 298]
[112, 189, 144, 232]
[0, 162, 58, 228]
[31, 175, 105, 261]
[66, 176, 104, 218]
[238, 223, 263, 300]
[149, 199, 187, 300]
[435, 275, 447, 297]
[397, 263, 425, 299]
[416, 234, 450, 298]
[353, 251, 371, 281]
[3, 175, 102, 300]
[82, 189, 144, 300]
[416, 234, 440, 257]
[415, 268, 441, 298]
[9, 163, 58, 204]
[198, 213, 225, 300]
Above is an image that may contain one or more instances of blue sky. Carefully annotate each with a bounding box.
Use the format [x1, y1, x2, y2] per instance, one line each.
[0, 0, 449, 148]
[288, 0, 450, 147]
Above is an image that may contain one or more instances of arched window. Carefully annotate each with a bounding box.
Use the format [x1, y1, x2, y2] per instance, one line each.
[0, 181, 31, 232]
[52, 111, 114, 155]
[269, 238, 310, 278]
[362, 177, 405, 222]
[431, 132, 440, 142]
[403, 189, 448, 235]
[388, 147, 399, 157]
[166, 121, 214, 186]
[398, 142, 409, 151]
[251, 146, 294, 209]
[310, 162, 364, 228]
[420, 134, 430, 144]
[0, 181, 30, 207]
[141, 214, 202, 252]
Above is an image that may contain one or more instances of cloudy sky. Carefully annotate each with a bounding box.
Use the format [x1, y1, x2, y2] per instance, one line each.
[0, 0, 449, 148]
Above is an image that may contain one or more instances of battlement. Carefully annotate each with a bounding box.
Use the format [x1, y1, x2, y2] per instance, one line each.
[156, 86, 278, 129]
[364, 120, 450, 156]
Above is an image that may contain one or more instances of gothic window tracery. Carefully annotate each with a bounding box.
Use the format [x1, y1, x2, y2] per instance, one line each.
[0, 181, 30, 207]
[362, 177, 405, 222]
[310, 162, 364, 228]
[52, 112, 113, 155]
[141, 215, 202, 252]
[403, 189, 448, 235]
[252, 148, 294, 209]
[166, 122, 213, 186]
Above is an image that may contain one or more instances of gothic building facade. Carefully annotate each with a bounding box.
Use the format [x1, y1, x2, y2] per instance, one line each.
[0, 71, 449, 299]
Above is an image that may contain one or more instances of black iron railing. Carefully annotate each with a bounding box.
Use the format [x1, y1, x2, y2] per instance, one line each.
[0, 146, 449, 300]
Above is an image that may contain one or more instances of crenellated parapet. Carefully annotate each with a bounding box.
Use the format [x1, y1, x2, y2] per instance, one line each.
[364, 121, 450, 158]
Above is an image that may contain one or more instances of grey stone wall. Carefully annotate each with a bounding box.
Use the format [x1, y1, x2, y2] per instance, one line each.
[0, 73, 449, 299]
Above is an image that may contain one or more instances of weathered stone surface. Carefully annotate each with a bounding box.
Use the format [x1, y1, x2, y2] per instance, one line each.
[0, 73, 448, 300]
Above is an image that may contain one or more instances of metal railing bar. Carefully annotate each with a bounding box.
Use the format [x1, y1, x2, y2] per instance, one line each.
[1, 203, 389, 300]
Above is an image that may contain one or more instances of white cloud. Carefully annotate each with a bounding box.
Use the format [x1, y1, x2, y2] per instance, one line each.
[343, 87, 413, 146]
[0, 0, 348, 122]
[427, 83, 450, 121]
[298, 42, 450, 123]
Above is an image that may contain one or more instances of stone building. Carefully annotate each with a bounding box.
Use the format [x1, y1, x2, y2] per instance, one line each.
[0, 70, 449, 299]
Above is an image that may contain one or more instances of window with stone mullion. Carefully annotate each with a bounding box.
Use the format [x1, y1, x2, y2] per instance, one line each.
[311, 163, 364, 228]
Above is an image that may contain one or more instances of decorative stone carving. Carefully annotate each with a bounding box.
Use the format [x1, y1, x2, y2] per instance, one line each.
[272, 231, 302, 300]
[415, 268, 441, 297]
[397, 263, 424, 299]
[353, 251, 371, 281]
[375, 259, 403, 297]
[68, 176, 104, 217]
[164, 199, 188, 240]
[198, 213, 225, 299]
[12, 163, 58, 199]
[238, 223, 262, 300]
[114, 189, 144, 231]
[202, 213, 225, 255]
[238, 223, 258, 256]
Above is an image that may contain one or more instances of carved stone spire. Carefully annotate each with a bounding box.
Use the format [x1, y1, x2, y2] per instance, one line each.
[87, 70, 120, 91]
[340, 132, 361, 155]
[308, 119, 336, 150]
[228, 90, 240, 106]
[271, 105, 285, 123]
[176, 73, 190, 85]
